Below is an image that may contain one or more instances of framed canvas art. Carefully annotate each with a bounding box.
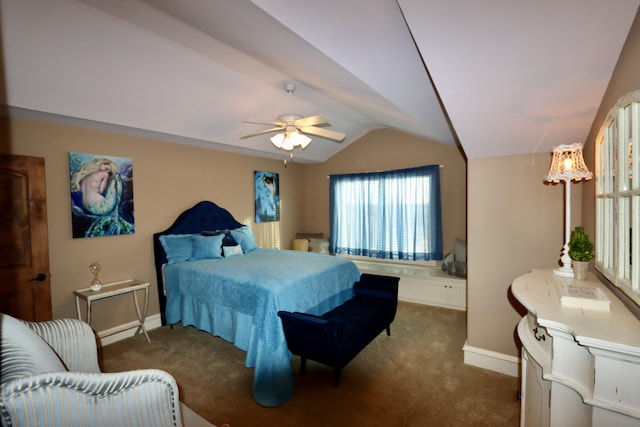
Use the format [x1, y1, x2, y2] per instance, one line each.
[69, 152, 135, 238]
[254, 171, 280, 223]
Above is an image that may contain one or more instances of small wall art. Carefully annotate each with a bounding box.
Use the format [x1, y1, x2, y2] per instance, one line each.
[69, 152, 135, 238]
[254, 171, 280, 223]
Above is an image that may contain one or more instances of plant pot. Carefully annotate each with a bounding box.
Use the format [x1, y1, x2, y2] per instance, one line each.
[572, 260, 589, 280]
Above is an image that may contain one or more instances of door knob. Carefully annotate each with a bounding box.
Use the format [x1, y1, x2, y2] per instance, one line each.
[29, 273, 47, 282]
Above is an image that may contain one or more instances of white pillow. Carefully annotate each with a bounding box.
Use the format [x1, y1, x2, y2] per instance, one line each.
[223, 245, 243, 257]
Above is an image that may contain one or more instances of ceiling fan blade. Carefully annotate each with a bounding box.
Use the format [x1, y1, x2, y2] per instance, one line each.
[299, 126, 346, 142]
[243, 120, 284, 126]
[294, 115, 330, 127]
[240, 127, 284, 139]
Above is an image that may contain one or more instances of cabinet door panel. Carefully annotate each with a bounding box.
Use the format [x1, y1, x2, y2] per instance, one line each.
[522, 349, 550, 427]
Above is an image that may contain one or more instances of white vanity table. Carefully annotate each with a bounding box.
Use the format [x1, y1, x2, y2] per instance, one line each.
[511, 269, 640, 427]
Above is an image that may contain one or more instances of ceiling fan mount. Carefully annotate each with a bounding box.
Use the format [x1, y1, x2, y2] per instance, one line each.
[276, 113, 303, 123]
[240, 83, 346, 151]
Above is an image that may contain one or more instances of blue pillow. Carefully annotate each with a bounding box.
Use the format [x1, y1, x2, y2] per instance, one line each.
[230, 226, 259, 253]
[192, 234, 224, 260]
[202, 230, 237, 246]
[159, 234, 194, 264]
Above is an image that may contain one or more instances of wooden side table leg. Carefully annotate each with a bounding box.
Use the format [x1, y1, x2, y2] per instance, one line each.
[132, 288, 150, 343]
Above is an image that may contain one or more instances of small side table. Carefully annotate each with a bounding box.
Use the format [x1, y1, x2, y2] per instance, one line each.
[74, 279, 151, 343]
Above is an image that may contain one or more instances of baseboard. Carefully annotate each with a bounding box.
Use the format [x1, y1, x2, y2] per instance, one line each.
[181, 402, 217, 427]
[96, 313, 162, 347]
[462, 340, 520, 377]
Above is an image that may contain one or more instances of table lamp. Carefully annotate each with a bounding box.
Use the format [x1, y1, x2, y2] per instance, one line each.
[544, 143, 592, 277]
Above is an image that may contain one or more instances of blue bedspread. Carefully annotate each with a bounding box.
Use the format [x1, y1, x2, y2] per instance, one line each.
[163, 248, 360, 407]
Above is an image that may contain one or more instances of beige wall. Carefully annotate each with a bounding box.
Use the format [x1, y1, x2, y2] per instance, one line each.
[2, 117, 305, 331]
[467, 153, 582, 355]
[303, 128, 467, 256]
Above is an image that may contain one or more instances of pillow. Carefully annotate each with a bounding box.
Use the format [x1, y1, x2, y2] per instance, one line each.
[223, 244, 243, 257]
[296, 232, 324, 240]
[202, 230, 237, 247]
[454, 261, 467, 278]
[292, 238, 309, 251]
[308, 239, 330, 254]
[454, 238, 467, 263]
[159, 234, 194, 264]
[0, 313, 67, 384]
[192, 234, 224, 260]
[442, 252, 454, 272]
[230, 226, 259, 253]
[453, 239, 467, 278]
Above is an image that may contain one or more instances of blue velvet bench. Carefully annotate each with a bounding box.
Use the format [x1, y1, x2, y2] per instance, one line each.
[278, 273, 400, 386]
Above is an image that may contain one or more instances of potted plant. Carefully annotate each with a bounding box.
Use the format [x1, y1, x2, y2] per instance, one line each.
[568, 226, 593, 280]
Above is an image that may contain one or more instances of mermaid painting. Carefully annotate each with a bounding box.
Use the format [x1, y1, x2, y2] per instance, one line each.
[254, 171, 279, 223]
[69, 152, 135, 238]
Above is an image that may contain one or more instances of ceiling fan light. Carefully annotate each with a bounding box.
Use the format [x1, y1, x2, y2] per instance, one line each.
[290, 131, 311, 149]
[270, 133, 285, 149]
[281, 138, 295, 151]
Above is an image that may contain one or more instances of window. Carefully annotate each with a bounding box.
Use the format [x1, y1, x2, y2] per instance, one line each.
[595, 89, 640, 306]
[329, 165, 442, 261]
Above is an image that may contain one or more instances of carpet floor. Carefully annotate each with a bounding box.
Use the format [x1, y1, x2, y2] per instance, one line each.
[100, 302, 521, 427]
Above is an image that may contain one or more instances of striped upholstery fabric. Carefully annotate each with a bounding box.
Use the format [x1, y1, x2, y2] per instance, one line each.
[1, 370, 181, 427]
[0, 313, 183, 427]
[25, 318, 100, 373]
[0, 314, 66, 385]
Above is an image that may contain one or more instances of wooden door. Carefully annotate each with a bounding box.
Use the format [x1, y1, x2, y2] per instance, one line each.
[0, 154, 52, 321]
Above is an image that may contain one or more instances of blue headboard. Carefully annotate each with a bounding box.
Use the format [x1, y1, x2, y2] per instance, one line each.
[153, 201, 243, 324]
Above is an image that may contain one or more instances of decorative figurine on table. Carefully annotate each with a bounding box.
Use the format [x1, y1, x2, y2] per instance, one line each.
[89, 262, 103, 291]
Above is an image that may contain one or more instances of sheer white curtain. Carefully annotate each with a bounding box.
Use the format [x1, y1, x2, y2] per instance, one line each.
[329, 165, 443, 261]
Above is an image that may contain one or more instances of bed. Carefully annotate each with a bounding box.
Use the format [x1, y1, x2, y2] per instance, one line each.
[152, 201, 360, 407]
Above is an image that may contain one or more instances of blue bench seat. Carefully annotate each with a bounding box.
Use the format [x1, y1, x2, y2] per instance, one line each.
[278, 273, 399, 386]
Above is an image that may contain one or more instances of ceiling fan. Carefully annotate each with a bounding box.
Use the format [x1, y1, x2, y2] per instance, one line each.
[240, 83, 346, 151]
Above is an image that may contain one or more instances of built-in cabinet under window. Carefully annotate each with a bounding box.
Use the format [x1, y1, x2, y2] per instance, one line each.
[353, 259, 466, 311]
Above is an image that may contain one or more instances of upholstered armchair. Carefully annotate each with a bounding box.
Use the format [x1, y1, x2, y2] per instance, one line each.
[0, 313, 182, 427]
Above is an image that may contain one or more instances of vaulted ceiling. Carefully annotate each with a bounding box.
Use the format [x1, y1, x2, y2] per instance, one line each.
[2, 0, 639, 163]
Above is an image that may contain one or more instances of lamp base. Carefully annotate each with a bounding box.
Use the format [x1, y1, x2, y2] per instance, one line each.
[553, 266, 574, 278]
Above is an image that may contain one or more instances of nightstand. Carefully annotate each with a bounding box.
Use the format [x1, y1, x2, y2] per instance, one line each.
[74, 279, 151, 343]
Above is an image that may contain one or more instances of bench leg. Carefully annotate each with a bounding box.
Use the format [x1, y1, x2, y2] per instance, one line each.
[300, 357, 307, 374]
